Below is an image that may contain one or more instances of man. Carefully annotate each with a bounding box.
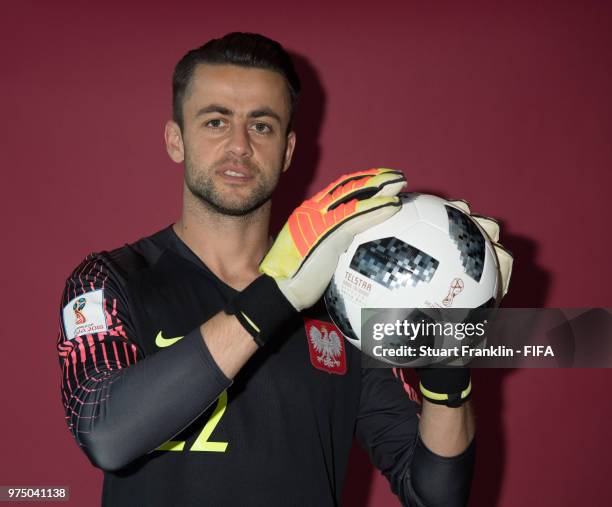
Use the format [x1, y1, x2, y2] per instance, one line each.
[58, 32, 510, 506]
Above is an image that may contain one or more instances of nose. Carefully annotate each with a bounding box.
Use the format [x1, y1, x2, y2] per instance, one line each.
[226, 124, 253, 159]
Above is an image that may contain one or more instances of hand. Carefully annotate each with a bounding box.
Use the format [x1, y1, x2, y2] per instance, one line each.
[261, 168, 406, 311]
[415, 199, 514, 407]
[225, 168, 406, 347]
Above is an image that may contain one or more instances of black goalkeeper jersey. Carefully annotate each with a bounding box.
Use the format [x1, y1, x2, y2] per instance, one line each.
[57, 225, 427, 506]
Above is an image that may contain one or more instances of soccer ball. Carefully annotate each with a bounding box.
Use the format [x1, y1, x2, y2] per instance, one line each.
[324, 192, 502, 354]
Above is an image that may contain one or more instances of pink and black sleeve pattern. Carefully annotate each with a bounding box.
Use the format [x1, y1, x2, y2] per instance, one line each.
[57, 255, 142, 449]
[56, 253, 231, 471]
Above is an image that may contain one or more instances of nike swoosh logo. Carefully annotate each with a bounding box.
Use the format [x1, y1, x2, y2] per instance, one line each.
[155, 331, 184, 348]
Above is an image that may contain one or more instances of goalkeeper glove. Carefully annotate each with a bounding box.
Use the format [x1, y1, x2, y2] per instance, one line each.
[227, 168, 406, 346]
[415, 199, 514, 407]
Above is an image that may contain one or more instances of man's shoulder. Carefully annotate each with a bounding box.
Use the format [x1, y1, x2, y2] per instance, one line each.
[106, 226, 172, 273]
[66, 226, 174, 286]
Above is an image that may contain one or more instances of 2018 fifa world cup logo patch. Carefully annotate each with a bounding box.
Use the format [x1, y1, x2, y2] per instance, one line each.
[73, 297, 87, 324]
[304, 318, 347, 375]
[442, 278, 464, 307]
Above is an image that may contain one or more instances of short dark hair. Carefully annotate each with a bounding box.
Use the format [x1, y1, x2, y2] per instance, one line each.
[172, 32, 301, 132]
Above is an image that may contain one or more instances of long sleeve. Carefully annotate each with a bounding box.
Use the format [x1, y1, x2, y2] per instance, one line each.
[355, 367, 475, 506]
[57, 254, 232, 471]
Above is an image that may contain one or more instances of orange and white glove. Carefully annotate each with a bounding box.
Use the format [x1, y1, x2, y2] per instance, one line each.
[262, 168, 407, 310]
[226, 168, 406, 346]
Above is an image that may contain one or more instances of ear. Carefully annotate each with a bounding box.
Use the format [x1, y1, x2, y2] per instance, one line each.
[165, 120, 184, 163]
[282, 131, 296, 173]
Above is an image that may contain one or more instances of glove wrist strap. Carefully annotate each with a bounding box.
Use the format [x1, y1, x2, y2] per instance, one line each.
[225, 275, 298, 347]
[415, 367, 472, 408]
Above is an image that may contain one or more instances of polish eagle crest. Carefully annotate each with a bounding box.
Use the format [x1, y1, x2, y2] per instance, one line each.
[309, 325, 343, 368]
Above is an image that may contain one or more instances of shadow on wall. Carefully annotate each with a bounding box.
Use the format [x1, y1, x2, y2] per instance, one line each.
[275, 51, 384, 506]
[342, 188, 551, 506]
[269, 52, 326, 235]
[468, 231, 550, 507]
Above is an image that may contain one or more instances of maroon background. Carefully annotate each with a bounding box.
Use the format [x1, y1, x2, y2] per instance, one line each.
[1, 1, 611, 505]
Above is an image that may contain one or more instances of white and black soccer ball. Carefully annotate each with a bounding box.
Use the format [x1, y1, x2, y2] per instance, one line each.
[324, 192, 502, 352]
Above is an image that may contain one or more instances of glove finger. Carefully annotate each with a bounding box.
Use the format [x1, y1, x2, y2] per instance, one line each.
[261, 195, 401, 280]
[310, 195, 402, 250]
[370, 173, 407, 198]
[493, 243, 513, 297]
[335, 195, 402, 236]
[310, 168, 383, 202]
[472, 214, 500, 243]
[448, 199, 471, 214]
[325, 169, 406, 211]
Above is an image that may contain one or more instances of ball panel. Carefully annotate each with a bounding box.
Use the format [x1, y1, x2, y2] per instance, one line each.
[350, 237, 439, 290]
[411, 193, 455, 228]
[445, 205, 486, 282]
[324, 278, 359, 343]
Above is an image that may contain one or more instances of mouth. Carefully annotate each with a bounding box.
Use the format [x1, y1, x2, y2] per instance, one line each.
[223, 169, 248, 178]
[217, 164, 254, 181]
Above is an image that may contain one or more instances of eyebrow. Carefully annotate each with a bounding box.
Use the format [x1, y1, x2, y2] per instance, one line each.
[195, 104, 233, 117]
[195, 104, 282, 123]
[249, 107, 281, 123]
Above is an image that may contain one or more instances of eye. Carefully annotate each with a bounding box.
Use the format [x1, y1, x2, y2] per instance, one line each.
[205, 118, 226, 129]
[251, 122, 272, 134]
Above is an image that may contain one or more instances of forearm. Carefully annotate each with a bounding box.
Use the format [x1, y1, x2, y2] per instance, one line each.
[67, 327, 232, 471]
[67, 308, 265, 471]
[401, 400, 476, 507]
[354, 368, 476, 507]
[419, 399, 475, 456]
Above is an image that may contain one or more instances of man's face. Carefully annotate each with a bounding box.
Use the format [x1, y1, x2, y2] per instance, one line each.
[167, 64, 296, 217]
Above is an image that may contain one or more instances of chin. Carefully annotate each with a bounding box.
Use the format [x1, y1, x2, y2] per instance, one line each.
[208, 197, 270, 217]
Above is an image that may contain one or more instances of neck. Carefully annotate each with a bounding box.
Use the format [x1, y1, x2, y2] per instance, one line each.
[173, 185, 272, 291]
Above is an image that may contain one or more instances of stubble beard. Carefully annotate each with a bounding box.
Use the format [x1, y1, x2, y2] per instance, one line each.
[184, 154, 282, 218]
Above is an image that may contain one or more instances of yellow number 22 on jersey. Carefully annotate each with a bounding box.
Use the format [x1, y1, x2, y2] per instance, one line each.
[155, 332, 229, 453]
